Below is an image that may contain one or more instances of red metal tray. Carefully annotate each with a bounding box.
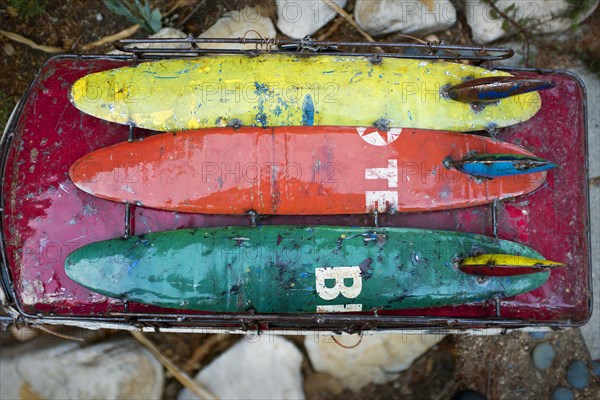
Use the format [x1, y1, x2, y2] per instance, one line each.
[0, 55, 591, 332]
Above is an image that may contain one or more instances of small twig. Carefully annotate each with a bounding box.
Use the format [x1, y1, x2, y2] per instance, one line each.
[321, 0, 383, 53]
[164, 0, 188, 18]
[0, 29, 64, 53]
[177, 0, 207, 28]
[395, 33, 428, 44]
[316, 15, 344, 41]
[184, 335, 227, 371]
[131, 331, 219, 400]
[80, 25, 140, 51]
[35, 325, 84, 341]
[70, 34, 83, 51]
[484, 0, 531, 66]
[331, 334, 363, 349]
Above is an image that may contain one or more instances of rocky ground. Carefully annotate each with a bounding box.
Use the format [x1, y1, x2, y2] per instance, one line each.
[1, 327, 599, 399]
[1, 1, 599, 399]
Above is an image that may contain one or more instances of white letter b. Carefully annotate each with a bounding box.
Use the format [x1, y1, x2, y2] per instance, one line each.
[315, 266, 362, 300]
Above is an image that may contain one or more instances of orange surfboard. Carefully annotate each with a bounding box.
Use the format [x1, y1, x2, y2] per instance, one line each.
[70, 127, 547, 214]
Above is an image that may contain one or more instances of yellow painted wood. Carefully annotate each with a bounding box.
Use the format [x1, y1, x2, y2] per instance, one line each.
[461, 254, 566, 268]
[70, 55, 542, 132]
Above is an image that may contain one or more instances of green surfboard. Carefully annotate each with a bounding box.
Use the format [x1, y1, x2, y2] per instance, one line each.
[65, 226, 550, 313]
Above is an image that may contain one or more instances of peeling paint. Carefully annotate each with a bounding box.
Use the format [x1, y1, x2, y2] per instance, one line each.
[69, 56, 542, 132]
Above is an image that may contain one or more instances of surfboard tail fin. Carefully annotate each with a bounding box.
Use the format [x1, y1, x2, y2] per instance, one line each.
[459, 254, 566, 277]
[447, 153, 558, 179]
[447, 76, 555, 103]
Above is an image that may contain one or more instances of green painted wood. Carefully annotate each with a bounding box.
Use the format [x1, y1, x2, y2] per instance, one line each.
[65, 226, 550, 313]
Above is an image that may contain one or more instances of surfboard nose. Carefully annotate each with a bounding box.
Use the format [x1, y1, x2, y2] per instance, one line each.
[446, 76, 556, 103]
[447, 153, 557, 179]
[69, 154, 108, 197]
[459, 254, 566, 277]
[64, 239, 145, 300]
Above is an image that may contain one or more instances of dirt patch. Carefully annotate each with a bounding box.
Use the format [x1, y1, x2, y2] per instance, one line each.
[455, 329, 599, 400]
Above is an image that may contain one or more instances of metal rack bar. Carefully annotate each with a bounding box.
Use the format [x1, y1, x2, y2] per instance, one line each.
[5, 58, 585, 332]
[124, 202, 131, 238]
[492, 199, 499, 239]
[114, 36, 514, 62]
[124, 124, 137, 239]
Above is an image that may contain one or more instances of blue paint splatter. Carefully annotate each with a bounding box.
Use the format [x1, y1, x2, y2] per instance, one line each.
[254, 82, 269, 127]
[301, 94, 314, 126]
[407, 110, 413, 121]
[127, 258, 140, 273]
[459, 158, 557, 178]
[254, 82, 269, 95]
[478, 84, 521, 101]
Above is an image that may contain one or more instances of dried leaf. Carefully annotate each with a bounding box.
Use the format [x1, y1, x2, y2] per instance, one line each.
[80, 24, 140, 50]
[19, 382, 44, 400]
[131, 331, 219, 400]
[0, 30, 63, 53]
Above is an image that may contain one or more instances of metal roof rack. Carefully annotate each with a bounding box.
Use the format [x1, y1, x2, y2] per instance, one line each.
[114, 35, 513, 64]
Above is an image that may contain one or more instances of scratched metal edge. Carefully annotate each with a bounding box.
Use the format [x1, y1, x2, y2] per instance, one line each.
[0, 54, 591, 333]
[0, 67, 37, 322]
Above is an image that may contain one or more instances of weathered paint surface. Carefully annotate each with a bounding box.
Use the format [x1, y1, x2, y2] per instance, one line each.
[69, 55, 542, 132]
[1, 57, 589, 324]
[450, 153, 557, 179]
[460, 254, 566, 277]
[69, 127, 548, 214]
[64, 226, 550, 313]
[447, 76, 556, 103]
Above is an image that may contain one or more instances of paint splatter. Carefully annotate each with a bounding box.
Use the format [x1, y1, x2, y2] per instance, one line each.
[359, 258, 373, 280]
[301, 94, 314, 126]
[254, 82, 269, 127]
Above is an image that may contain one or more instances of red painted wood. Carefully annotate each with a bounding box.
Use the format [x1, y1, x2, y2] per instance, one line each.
[459, 266, 554, 277]
[70, 127, 547, 215]
[0, 56, 590, 326]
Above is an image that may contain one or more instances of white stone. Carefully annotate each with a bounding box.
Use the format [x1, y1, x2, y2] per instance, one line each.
[276, 0, 347, 39]
[108, 27, 188, 55]
[466, 0, 600, 44]
[179, 335, 304, 400]
[199, 7, 277, 50]
[0, 339, 164, 399]
[574, 68, 600, 179]
[305, 333, 445, 391]
[575, 67, 600, 360]
[354, 0, 457, 37]
[150, 27, 188, 40]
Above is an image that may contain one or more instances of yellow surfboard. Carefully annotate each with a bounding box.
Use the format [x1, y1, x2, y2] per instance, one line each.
[70, 55, 542, 132]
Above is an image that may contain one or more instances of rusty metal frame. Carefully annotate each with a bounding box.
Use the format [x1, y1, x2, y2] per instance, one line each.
[0, 53, 592, 334]
[114, 36, 514, 63]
